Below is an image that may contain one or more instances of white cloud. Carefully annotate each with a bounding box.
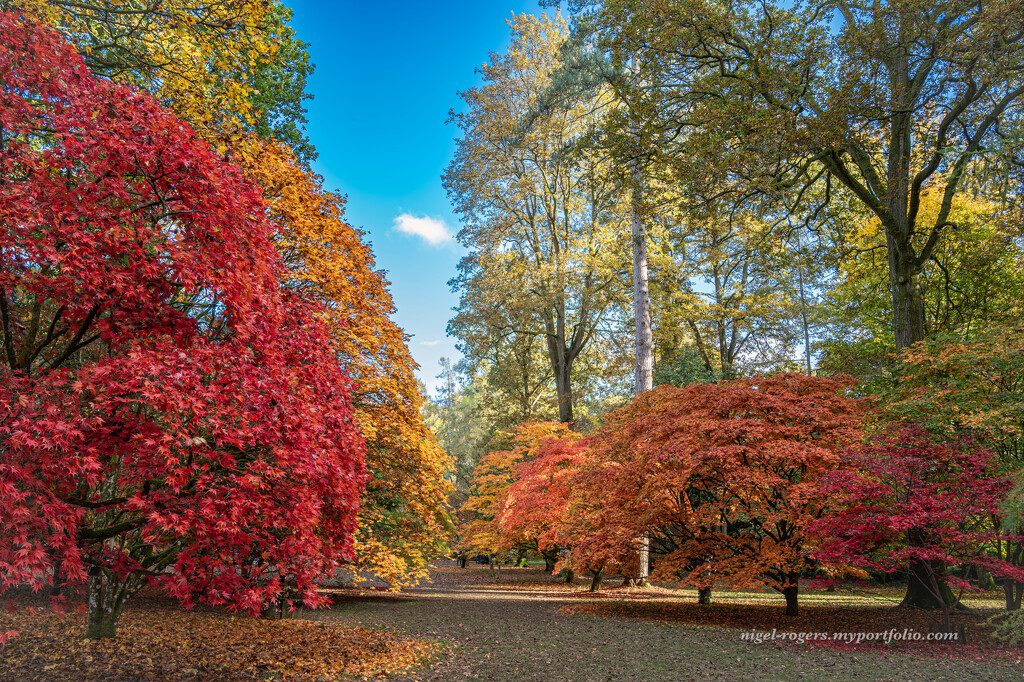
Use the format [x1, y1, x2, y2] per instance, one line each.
[419, 339, 443, 347]
[392, 213, 454, 246]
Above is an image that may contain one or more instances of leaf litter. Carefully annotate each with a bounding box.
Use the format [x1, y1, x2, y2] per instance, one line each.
[0, 591, 440, 680]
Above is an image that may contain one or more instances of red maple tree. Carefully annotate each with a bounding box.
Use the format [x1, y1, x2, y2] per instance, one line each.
[811, 426, 1024, 618]
[496, 425, 611, 583]
[0, 14, 366, 638]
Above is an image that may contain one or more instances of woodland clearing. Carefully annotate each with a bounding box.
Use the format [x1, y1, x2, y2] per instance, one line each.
[2, 562, 1021, 680]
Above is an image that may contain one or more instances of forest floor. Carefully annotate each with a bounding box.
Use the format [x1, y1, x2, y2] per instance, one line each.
[2, 563, 1023, 680]
[309, 561, 1024, 681]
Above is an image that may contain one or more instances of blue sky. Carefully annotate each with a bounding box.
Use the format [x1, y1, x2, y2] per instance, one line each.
[287, 1, 550, 396]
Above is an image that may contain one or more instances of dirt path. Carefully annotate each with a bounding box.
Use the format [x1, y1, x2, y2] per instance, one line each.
[305, 564, 1020, 681]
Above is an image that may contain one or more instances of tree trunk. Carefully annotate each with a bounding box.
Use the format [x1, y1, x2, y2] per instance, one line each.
[901, 559, 957, 610]
[783, 578, 799, 617]
[713, 269, 737, 381]
[554, 357, 574, 424]
[795, 231, 813, 375]
[637, 533, 649, 586]
[631, 190, 653, 395]
[86, 571, 134, 639]
[489, 553, 500, 578]
[50, 566, 63, 597]
[975, 566, 994, 591]
[564, 568, 575, 584]
[262, 591, 292, 620]
[697, 586, 712, 605]
[589, 566, 605, 593]
[542, 548, 558, 573]
[1004, 581, 1024, 611]
[888, 238, 926, 352]
[888, 241, 933, 612]
[631, 161, 653, 584]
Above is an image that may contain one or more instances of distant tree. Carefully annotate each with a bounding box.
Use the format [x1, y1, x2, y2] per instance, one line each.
[654, 347, 717, 388]
[665, 215, 804, 379]
[424, 360, 488, 491]
[461, 423, 581, 570]
[818, 191, 1024, 386]
[498, 427, 615, 589]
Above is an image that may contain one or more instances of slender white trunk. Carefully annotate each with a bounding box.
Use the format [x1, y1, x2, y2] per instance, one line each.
[793, 230, 813, 375]
[631, 167, 653, 583]
[632, 180, 653, 395]
[629, 55, 653, 580]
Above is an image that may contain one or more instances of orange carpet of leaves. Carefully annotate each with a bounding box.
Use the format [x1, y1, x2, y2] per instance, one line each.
[0, 594, 439, 681]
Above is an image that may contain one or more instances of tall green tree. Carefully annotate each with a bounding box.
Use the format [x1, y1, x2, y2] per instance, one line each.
[445, 13, 630, 424]
[660, 214, 805, 379]
[819, 190, 1024, 384]
[591, 0, 1024, 355]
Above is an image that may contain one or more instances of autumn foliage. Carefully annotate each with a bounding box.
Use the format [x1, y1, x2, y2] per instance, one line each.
[500, 426, 590, 556]
[16, 0, 281, 135]
[13, 0, 452, 592]
[812, 427, 1024, 608]
[462, 374, 865, 613]
[462, 423, 582, 560]
[891, 326, 1024, 457]
[876, 329, 1024, 609]
[0, 15, 365, 637]
[241, 140, 453, 586]
[572, 375, 864, 614]
[0, 593, 439, 680]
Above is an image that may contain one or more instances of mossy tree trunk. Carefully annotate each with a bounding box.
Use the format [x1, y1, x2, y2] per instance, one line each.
[86, 570, 139, 639]
[901, 560, 957, 611]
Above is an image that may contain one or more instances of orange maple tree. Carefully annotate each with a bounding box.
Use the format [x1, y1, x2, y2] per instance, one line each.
[499, 428, 587, 551]
[240, 141, 453, 586]
[562, 374, 864, 614]
[461, 423, 580, 566]
[497, 427, 624, 588]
